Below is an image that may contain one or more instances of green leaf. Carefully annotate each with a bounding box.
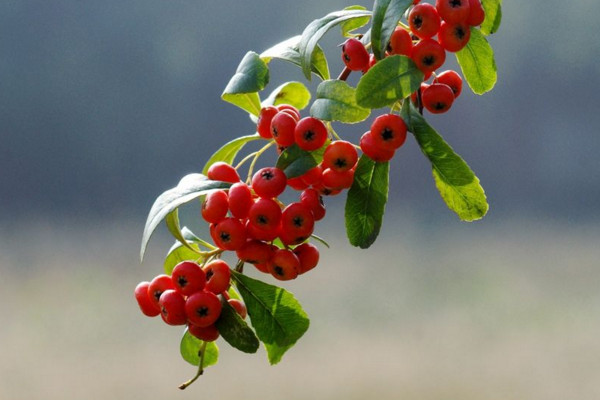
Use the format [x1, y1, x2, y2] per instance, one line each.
[344, 155, 390, 249]
[341, 6, 371, 37]
[456, 28, 497, 95]
[231, 271, 309, 365]
[215, 300, 260, 354]
[260, 36, 330, 81]
[480, 0, 502, 35]
[262, 82, 311, 110]
[140, 174, 231, 261]
[298, 9, 372, 80]
[356, 55, 423, 109]
[202, 134, 262, 175]
[401, 102, 488, 221]
[180, 329, 219, 367]
[222, 51, 270, 116]
[310, 80, 370, 123]
[370, 0, 413, 60]
[165, 209, 202, 258]
[164, 239, 202, 275]
[276, 143, 327, 179]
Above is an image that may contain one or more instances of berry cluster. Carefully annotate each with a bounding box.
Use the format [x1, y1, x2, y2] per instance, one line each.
[135, 260, 246, 342]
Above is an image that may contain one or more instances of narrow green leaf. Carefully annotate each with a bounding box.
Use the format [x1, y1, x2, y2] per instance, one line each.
[215, 300, 260, 354]
[401, 102, 488, 221]
[222, 51, 270, 116]
[345, 155, 390, 249]
[165, 209, 201, 258]
[310, 80, 370, 123]
[231, 271, 309, 365]
[140, 174, 231, 261]
[371, 0, 413, 60]
[276, 143, 327, 179]
[180, 329, 219, 367]
[480, 0, 502, 35]
[298, 9, 372, 80]
[202, 134, 262, 175]
[341, 6, 371, 37]
[356, 55, 423, 109]
[164, 240, 203, 275]
[262, 82, 311, 110]
[260, 36, 330, 81]
[456, 28, 497, 95]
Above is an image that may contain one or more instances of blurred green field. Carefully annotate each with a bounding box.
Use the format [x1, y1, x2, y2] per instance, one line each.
[2, 217, 599, 400]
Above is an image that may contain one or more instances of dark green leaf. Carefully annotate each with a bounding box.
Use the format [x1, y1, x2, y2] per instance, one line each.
[202, 134, 262, 175]
[261, 36, 330, 81]
[262, 82, 311, 110]
[310, 80, 370, 123]
[215, 300, 259, 354]
[480, 0, 502, 35]
[222, 52, 270, 116]
[341, 6, 371, 37]
[180, 329, 219, 367]
[298, 9, 372, 80]
[356, 55, 423, 108]
[401, 102, 488, 221]
[140, 174, 231, 261]
[231, 271, 309, 365]
[456, 28, 497, 95]
[276, 143, 328, 179]
[345, 155, 390, 249]
[371, 0, 413, 60]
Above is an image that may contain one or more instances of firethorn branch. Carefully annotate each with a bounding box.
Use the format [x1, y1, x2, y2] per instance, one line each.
[178, 341, 207, 390]
[245, 141, 275, 184]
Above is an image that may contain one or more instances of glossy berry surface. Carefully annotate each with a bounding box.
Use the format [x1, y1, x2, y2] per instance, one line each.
[322, 141, 358, 172]
[134, 281, 161, 317]
[438, 21, 471, 52]
[185, 290, 222, 327]
[294, 117, 328, 151]
[341, 38, 370, 71]
[207, 162, 240, 183]
[171, 261, 206, 296]
[409, 3, 441, 39]
[435, 70, 463, 98]
[436, 0, 471, 24]
[422, 83, 455, 114]
[251, 167, 287, 199]
[388, 27, 413, 56]
[370, 114, 408, 151]
[203, 259, 232, 294]
[360, 131, 395, 162]
[411, 38, 446, 74]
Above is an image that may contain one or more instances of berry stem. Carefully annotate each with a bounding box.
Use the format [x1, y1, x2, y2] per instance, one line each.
[337, 66, 352, 81]
[246, 141, 275, 184]
[178, 341, 208, 390]
[235, 259, 244, 273]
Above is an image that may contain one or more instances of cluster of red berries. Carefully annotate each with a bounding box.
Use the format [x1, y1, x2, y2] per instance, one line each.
[341, 0, 484, 114]
[134, 260, 246, 342]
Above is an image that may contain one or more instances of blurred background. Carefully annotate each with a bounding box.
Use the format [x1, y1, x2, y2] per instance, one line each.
[1, 1, 600, 399]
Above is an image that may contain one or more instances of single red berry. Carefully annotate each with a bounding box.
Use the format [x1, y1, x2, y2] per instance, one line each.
[228, 299, 247, 319]
[213, 217, 247, 251]
[207, 162, 240, 184]
[370, 114, 408, 151]
[300, 188, 326, 221]
[236, 239, 273, 265]
[270, 111, 297, 147]
[293, 242, 320, 274]
[276, 104, 301, 121]
[436, 0, 470, 24]
[287, 176, 310, 191]
[171, 261, 206, 296]
[279, 202, 315, 245]
[257, 106, 278, 139]
[411, 82, 431, 107]
[134, 281, 161, 317]
[245, 219, 280, 242]
[435, 70, 463, 98]
[438, 21, 471, 52]
[388, 27, 413, 56]
[360, 131, 396, 162]
[411, 38, 446, 74]
[247, 198, 282, 234]
[466, 0, 485, 26]
[253, 261, 271, 274]
[268, 249, 300, 281]
[201, 190, 229, 224]
[148, 274, 176, 308]
[341, 38, 370, 71]
[321, 168, 355, 191]
[422, 83, 455, 114]
[203, 259, 231, 295]
[294, 117, 328, 151]
[322, 140, 358, 172]
[188, 323, 220, 342]
[228, 182, 253, 219]
[300, 165, 323, 187]
[251, 167, 287, 199]
[158, 289, 188, 326]
[409, 3, 441, 39]
[185, 290, 222, 328]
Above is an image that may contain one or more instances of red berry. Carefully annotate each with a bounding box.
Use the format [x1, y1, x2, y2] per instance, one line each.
[300, 188, 326, 221]
[466, 0, 485, 26]
[207, 162, 240, 183]
[388, 27, 413, 56]
[422, 83, 455, 114]
[279, 202, 315, 245]
[203, 260, 231, 295]
[341, 38, 370, 71]
[294, 117, 328, 151]
[436, 0, 470, 24]
[293, 242, 320, 274]
[247, 198, 282, 233]
[435, 70, 463, 98]
[270, 112, 297, 147]
[148, 274, 176, 308]
[287, 176, 310, 191]
[322, 141, 358, 172]
[188, 323, 220, 342]
[236, 239, 273, 265]
[360, 132, 395, 162]
[185, 290, 222, 328]
[438, 21, 471, 52]
[362, 53, 377, 74]
[300, 165, 323, 187]
[134, 281, 161, 317]
[158, 289, 188, 326]
[201, 190, 229, 224]
[268, 249, 300, 281]
[257, 106, 278, 139]
[411, 82, 431, 107]
[370, 114, 408, 151]
[322, 168, 355, 191]
[171, 261, 206, 296]
[411, 38, 446, 74]
[228, 299, 247, 319]
[409, 3, 441, 39]
[251, 167, 287, 198]
[213, 217, 247, 251]
[276, 104, 301, 121]
[228, 182, 253, 219]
